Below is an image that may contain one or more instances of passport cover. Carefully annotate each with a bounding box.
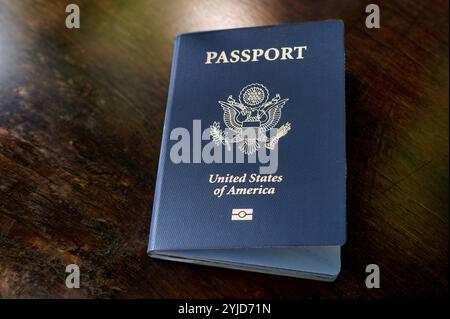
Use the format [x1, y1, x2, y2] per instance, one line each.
[148, 20, 346, 281]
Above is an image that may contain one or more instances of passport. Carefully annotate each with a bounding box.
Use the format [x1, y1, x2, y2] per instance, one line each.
[148, 20, 346, 281]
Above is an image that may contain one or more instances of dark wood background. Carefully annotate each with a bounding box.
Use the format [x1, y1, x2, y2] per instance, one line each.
[0, 0, 448, 299]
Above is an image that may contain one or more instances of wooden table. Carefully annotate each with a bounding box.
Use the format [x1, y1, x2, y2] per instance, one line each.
[0, 0, 448, 298]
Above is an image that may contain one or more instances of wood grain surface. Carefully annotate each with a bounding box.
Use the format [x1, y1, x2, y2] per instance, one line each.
[0, 0, 448, 298]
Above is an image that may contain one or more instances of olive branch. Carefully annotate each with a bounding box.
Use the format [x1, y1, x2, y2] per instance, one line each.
[210, 122, 231, 150]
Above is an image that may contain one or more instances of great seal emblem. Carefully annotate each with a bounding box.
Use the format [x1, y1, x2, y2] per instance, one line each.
[210, 83, 291, 154]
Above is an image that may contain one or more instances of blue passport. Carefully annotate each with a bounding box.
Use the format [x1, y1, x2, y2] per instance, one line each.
[148, 20, 346, 281]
